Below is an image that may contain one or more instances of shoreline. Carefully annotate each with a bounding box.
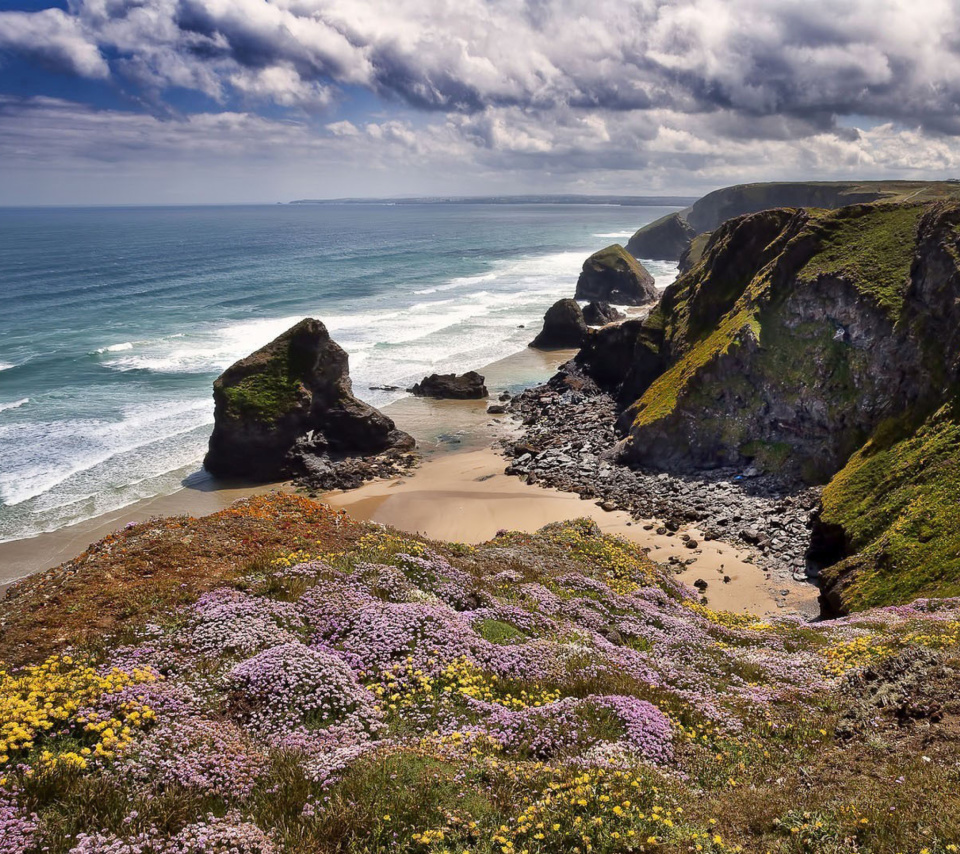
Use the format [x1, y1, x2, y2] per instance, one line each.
[0, 345, 573, 588]
[0, 340, 818, 617]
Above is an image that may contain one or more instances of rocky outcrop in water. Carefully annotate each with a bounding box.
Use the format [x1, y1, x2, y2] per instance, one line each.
[204, 318, 414, 481]
[625, 212, 696, 261]
[582, 301, 625, 326]
[410, 371, 488, 399]
[530, 299, 588, 349]
[575, 244, 658, 306]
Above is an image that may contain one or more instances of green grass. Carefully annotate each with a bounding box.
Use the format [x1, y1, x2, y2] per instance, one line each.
[820, 403, 960, 609]
[798, 204, 922, 319]
[473, 618, 528, 644]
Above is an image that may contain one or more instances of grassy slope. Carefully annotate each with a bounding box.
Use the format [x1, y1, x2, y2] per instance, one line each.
[0, 496, 958, 853]
[797, 204, 922, 318]
[820, 404, 960, 609]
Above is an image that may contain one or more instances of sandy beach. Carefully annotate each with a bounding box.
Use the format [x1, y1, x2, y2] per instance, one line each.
[0, 343, 818, 617]
[0, 346, 572, 588]
[323, 447, 818, 617]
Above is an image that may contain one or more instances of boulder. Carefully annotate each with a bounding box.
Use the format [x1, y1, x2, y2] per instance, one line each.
[575, 244, 658, 306]
[530, 299, 588, 349]
[582, 301, 625, 326]
[204, 318, 414, 481]
[626, 212, 697, 262]
[410, 371, 488, 399]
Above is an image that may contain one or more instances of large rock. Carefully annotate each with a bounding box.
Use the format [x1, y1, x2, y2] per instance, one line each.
[204, 318, 414, 480]
[582, 301, 625, 326]
[575, 244, 658, 306]
[410, 371, 488, 399]
[625, 212, 696, 262]
[530, 299, 588, 349]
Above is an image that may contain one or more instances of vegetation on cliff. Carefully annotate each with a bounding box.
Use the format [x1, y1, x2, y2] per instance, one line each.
[819, 403, 960, 610]
[0, 495, 958, 852]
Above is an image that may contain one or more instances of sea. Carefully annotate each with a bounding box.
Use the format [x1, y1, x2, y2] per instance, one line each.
[0, 203, 679, 544]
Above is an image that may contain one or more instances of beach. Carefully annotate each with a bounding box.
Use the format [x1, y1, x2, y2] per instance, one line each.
[0, 338, 819, 617]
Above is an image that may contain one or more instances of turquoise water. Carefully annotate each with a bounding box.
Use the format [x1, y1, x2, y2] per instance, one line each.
[0, 203, 678, 542]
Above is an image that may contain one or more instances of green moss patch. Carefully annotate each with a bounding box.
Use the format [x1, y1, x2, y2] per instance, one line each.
[798, 204, 922, 319]
[820, 403, 960, 609]
[221, 340, 314, 423]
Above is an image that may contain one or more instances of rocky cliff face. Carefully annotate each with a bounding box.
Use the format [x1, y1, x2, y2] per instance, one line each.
[579, 200, 960, 611]
[575, 244, 658, 305]
[204, 318, 414, 480]
[625, 180, 960, 262]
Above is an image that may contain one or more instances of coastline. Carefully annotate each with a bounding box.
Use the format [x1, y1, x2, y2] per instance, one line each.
[0, 339, 817, 617]
[0, 345, 572, 588]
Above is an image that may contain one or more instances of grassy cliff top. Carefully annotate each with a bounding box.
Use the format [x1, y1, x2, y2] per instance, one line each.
[798, 203, 923, 319]
[1, 495, 959, 852]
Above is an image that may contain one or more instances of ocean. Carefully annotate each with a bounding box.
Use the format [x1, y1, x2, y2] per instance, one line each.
[0, 203, 678, 543]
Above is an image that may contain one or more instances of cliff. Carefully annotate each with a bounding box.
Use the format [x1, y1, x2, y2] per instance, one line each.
[580, 199, 960, 610]
[204, 318, 413, 480]
[626, 180, 960, 261]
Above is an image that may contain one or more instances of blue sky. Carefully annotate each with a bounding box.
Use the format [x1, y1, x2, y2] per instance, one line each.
[2, 0, 960, 204]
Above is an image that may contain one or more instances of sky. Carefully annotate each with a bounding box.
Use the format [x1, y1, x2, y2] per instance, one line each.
[2, 0, 960, 205]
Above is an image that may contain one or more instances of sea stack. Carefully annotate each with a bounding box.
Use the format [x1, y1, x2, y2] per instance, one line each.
[204, 318, 414, 480]
[530, 298, 588, 349]
[575, 244, 658, 305]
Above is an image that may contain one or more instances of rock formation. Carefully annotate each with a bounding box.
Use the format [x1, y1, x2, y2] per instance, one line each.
[574, 244, 658, 306]
[204, 318, 414, 481]
[582, 301, 625, 326]
[530, 299, 588, 349]
[625, 212, 695, 261]
[577, 199, 960, 613]
[410, 371, 488, 399]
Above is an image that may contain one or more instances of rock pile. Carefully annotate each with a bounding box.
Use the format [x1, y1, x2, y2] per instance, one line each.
[503, 366, 820, 580]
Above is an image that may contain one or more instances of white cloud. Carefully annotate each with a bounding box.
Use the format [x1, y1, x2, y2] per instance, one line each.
[5, 1, 960, 201]
[0, 8, 108, 79]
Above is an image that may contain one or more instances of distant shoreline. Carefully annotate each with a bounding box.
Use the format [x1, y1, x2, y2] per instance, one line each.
[288, 195, 697, 207]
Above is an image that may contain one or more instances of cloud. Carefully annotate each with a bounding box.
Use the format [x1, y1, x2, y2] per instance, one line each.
[0, 8, 108, 79]
[5, 1, 960, 201]
[6, 0, 960, 133]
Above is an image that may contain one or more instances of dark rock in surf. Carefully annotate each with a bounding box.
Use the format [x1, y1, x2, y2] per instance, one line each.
[204, 318, 414, 481]
[575, 244, 658, 306]
[530, 299, 588, 349]
[410, 371, 488, 399]
[582, 301, 625, 326]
